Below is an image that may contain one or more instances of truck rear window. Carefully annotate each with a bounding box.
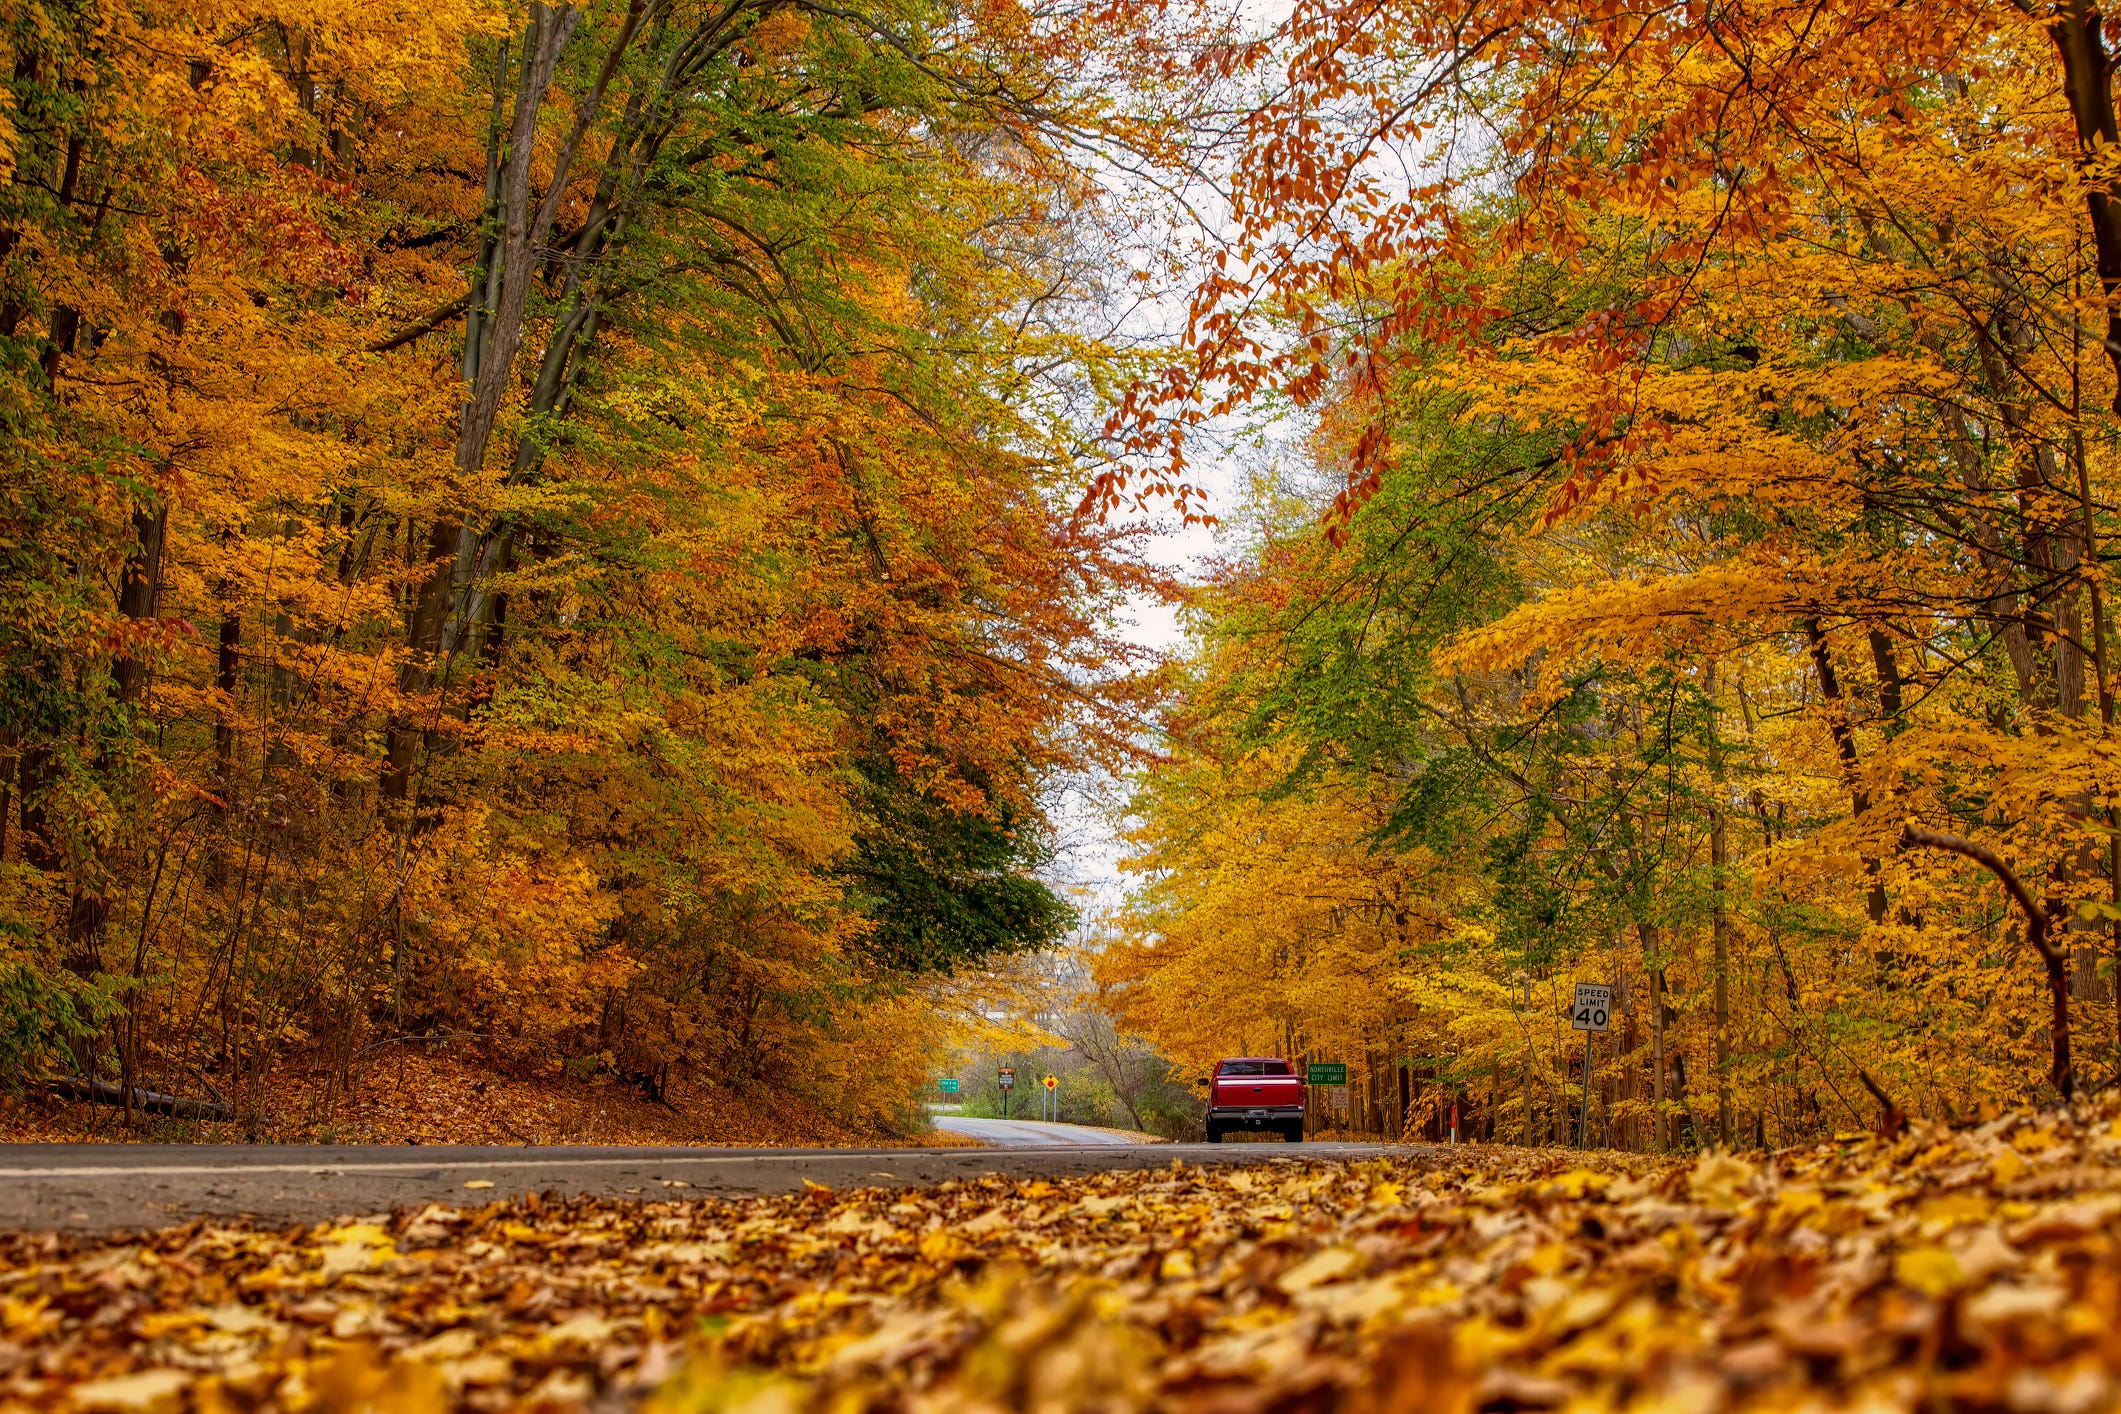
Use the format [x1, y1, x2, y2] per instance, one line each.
[1218, 1060, 1293, 1076]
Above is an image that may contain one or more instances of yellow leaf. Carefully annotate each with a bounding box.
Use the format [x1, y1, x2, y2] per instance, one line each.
[1543, 1169, 1611, 1200]
[1277, 1247, 1362, 1294]
[70, 1369, 192, 1412]
[919, 1229, 971, 1263]
[542, 1312, 618, 1349]
[1528, 1242, 1570, 1276]
[404, 1328, 479, 1361]
[1688, 1151, 1758, 1207]
[1773, 1187, 1825, 1221]
[1917, 1191, 1993, 1235]
[446, 1355, 514, 1388]
[1892, 1245, 1965, 1297]
[319, 1225, 397, 1280]
[3, 1295, 56, 1336]
[1962, 1282, 2068, 1332]
[134, 1309, 207, 1338]
[1294, 1274, 1407, 1324]
[957, 1208, 1011, 1238]
[310, 1341, 447, 1414]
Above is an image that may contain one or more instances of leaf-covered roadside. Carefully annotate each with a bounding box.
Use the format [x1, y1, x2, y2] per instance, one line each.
[7, 1100, 2121, 1412]
[0, 1052, 988, 1150]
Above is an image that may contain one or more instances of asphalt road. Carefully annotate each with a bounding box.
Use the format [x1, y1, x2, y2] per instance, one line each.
[929, 1117, 1164, 1146]
[0, 1139, 1407, 1232]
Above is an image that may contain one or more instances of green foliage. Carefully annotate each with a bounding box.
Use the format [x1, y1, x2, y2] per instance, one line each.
[0, 947, 126, 1088]
[844, 767, 1075, 973]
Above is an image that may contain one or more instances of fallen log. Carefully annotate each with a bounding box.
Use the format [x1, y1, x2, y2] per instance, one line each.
[44, 1077, 244, 1122]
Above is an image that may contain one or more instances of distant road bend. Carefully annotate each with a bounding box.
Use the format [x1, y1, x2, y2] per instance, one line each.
[0, 1138, 1408, 1231]
[929, 1117, 1164, 1147]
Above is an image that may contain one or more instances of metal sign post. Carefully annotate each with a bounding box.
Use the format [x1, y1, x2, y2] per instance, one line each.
[1581, 1031, 1591, 1146]
[1570, 983, 1611, 1147]
[1517, 976, 1534, 1146]
[1307, 1062, 1347, 1134]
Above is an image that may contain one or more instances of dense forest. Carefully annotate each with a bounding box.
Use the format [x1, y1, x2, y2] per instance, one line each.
[1099, 0, 2121, 1148]
[13, 0, 2121, 1155]
[0, 0, 1161, 1135]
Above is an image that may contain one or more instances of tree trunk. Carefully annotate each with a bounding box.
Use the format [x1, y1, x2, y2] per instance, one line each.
[1807, 618, 1889, 925]
[1522, 1041, 1533, 1146]
[386, 6, 582, 799]
[1620, 980, 1638, 1151]
[113, 504, 167, 703]
[1706, 660, 1731, 1147]
[2049, 0, 2121, 414]
[16, 747, 59, 873]
[214, 604, 240, 794]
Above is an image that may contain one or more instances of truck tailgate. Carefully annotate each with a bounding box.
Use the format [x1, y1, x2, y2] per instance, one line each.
[1214, 1075, 1302, 1108]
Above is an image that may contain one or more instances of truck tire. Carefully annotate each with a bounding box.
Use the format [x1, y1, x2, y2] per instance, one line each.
[1205, 1122, 1224, 1143]
[1281, 1122, 1304, 1143]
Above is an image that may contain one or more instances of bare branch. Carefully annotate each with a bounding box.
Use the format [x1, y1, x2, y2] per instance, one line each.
[363, 293, 471, 354]
[1900, 824, 2073, 1098]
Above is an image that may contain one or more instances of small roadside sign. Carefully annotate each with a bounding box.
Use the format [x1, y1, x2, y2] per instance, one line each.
[1330, 1085, 1350, 1111]
[1307, 1062, 1348, 1086]
[1043, 1075, 1057, 1090]
[938, 1078, 960, 1094]
[997, 1068, 1016, 1089]
[1571, 983, 1612, 1033]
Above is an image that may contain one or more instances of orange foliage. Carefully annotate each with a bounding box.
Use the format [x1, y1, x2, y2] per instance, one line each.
[0, 0, 1161, 1134]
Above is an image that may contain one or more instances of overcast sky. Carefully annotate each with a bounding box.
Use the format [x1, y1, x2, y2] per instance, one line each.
[1041, 452, 1251, 937]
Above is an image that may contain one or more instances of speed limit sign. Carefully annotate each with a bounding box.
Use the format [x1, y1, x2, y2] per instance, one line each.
[1571, 983, 1612, 1033]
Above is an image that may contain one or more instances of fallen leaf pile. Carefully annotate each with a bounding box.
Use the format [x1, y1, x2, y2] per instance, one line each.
[5, 1094, 2121, 1411]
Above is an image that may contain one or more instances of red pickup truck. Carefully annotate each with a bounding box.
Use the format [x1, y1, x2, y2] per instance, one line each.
[1205, 1058, 1304, 1143]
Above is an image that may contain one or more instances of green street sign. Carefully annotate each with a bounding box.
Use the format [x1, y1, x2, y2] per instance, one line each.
[938, 1078, 960, 1094]
[1307, 1062, 1348, 1086]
